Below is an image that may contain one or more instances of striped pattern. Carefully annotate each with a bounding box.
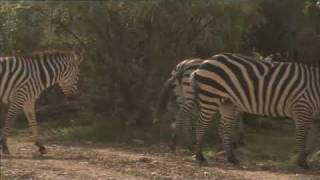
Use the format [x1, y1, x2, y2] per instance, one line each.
[158, 58, 248, 151]
[164, 58, 204, 150]
[156, 59, 203, 150]
[189, 53, 319, 168]
[0, 49, 83, 155]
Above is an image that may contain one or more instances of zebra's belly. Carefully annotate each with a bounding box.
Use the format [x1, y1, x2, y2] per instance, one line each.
[237, 103, 290, 118]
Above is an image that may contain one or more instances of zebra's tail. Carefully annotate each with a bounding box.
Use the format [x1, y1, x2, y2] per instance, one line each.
[153, 76, 177, 123]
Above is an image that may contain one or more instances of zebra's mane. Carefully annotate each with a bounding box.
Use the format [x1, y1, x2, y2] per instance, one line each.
[20, 49, 75, 57]
[0, 49, 76, 62]
[221, 53, 320, 68]
[1, 49, 75, 56]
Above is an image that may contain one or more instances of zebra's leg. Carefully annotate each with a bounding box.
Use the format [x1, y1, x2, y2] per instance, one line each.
[217, 112, 243, 152]
[292, 113, 313, 169]
[23, 102, 46, 154]
[169, 121, 177, 151]
[219, 102, 240, 165]
[217, 118, 224, 152]
[174, 105, 194, 151]
[237, 115, 245, 146]
[1, 103, 23, 154]
[181, 112, 194, 151]
[305, 120, 319, 155]
[190, 115, 197, 150]
[232, 114, 245, 148]
[195, 111, 216, 166]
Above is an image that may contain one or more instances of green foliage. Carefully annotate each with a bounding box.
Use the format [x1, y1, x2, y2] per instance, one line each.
[0, 0, 319, 141]
[250, 0, 320, 61]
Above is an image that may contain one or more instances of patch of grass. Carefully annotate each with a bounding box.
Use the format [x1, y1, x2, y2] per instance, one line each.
[47, 112, 123, 142]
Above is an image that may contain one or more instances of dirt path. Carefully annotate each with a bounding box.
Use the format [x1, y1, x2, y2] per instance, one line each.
[1, 132, 320, 180]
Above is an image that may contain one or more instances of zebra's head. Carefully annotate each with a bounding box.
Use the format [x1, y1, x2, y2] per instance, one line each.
[58, 48, 84, 101]
[59, 66, 80, 101]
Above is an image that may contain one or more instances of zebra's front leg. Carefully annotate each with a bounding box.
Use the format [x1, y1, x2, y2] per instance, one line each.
[220, 103, 240, 165]
[181, 113, 194, 152]
[24, 102, 46, 155]
[234, 115, 245, 147]
[293, 114, 313, 169]
[221, 118, 239, 165]
[174, 107, 194, 151]
[1, 103, 22, 154]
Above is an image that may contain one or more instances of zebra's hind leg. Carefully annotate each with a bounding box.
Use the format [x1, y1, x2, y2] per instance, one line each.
[169, 121, 177, 151]
[219, 102, 241, 165]
[24, 102, 46, 155]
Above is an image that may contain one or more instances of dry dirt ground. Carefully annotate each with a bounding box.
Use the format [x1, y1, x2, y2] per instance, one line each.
[1, 132, 320, 180]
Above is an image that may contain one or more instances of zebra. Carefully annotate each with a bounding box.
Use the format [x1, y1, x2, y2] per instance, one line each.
[155, 54, 277, 151]
[185, 53, 319, 168]
[156, 58, 204, 150]
[0, 48, 84, 155]
[156, 58, 250, 151]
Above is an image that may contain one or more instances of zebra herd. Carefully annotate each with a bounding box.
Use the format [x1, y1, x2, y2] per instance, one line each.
[158, 53, 320, 169]
[0, 47, 319, 169]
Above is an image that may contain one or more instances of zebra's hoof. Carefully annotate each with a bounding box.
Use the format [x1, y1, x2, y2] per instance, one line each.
[227, 155, 239, 165]
[296, 153, 310, 169]
[187, 145, 195, 152]
[297, 160, 310, 169]
[39, 147, 47, 155]
[168, 144, 176, 151]
[3, 148, 10, 155]
[196, 154, 208, 167]
[199, 159, 209, 167]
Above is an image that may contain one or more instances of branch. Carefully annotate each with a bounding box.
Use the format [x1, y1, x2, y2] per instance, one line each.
[30, 6, 87, 49]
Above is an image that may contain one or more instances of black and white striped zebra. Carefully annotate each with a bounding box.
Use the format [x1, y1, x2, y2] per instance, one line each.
[0, 48, 84, 155]
[156, 57, 256, 151]
[156, 58, 204, 150]
[156, 54, 275, 151]
[187, 53, 319, 168]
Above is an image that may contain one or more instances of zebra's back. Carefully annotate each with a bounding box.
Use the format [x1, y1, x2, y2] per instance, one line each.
[193, 53, 311, 117]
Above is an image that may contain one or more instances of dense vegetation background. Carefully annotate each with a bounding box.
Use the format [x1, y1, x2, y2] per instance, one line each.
[0, 0, 320, 143]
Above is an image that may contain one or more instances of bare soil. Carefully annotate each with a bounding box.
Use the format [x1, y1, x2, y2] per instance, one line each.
[1, 131, 320, 180]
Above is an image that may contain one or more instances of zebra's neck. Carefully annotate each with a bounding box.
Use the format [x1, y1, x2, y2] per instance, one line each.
[37, 54, 71, 89]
